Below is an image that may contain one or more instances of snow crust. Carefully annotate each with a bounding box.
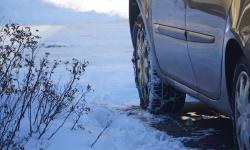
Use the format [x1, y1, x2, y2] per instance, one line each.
[0, 0, 127, 24]
[44, 0, 128, 18]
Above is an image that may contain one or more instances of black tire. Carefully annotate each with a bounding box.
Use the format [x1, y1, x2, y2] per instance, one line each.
[232, 56, 250, 150]
[132, 15, 185, 114]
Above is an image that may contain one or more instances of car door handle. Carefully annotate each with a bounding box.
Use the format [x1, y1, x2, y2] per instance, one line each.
[154, 23, 186, 41]
[186, 31, 215, 43]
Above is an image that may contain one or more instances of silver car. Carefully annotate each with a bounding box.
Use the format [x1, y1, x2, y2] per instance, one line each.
[129, 0, 250, 149]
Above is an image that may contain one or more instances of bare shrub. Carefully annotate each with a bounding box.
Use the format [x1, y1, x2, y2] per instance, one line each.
[0, 24, 91, 149]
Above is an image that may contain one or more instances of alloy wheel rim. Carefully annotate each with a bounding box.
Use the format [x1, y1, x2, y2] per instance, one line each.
[136, 25, 149, 103]
[235, 71, 250, 150]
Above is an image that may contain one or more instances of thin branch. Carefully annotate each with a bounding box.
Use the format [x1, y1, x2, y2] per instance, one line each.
[91, 120, 113, 148]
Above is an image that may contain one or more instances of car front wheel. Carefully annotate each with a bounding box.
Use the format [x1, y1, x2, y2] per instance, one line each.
[132, 15, 185, 114]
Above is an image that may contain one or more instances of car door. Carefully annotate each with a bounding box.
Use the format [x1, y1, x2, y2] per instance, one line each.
[151, 0, 196, 88]
[186, 0, 232, 99]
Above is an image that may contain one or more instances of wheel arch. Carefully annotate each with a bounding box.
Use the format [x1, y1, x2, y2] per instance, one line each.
[223, 0, 250, 113]
[225, 39, 244, 107]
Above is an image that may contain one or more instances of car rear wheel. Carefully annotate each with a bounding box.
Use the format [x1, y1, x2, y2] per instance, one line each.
[233, 57, 250, 150]
[132, 15, 185, 114]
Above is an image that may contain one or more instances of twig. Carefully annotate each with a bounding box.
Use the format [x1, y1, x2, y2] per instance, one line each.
[91, 120, 112, 148]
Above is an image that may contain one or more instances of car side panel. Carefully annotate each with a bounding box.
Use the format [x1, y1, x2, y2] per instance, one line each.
[186, 0, 232, 99]
[151, 0, 197, 89]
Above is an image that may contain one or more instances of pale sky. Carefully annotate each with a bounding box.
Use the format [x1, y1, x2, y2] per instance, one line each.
[43, 0, 129, 18]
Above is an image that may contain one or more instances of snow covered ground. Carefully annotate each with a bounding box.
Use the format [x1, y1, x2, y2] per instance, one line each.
[1, 0, 190, 149]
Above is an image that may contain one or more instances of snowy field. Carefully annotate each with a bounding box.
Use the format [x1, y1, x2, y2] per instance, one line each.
[1, 0, 189, 149]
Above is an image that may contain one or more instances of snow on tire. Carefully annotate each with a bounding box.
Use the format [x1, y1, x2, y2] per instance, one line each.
[132, 15, 186, 114]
